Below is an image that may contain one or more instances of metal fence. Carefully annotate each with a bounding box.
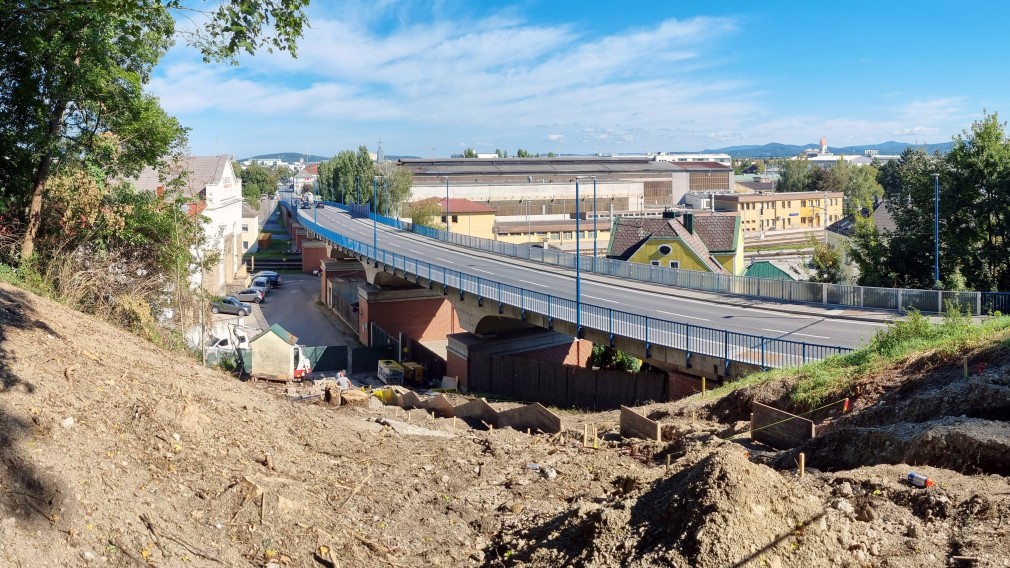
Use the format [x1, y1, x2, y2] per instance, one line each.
[283, 198, 852, 370]
[307, 198, 1010, 317]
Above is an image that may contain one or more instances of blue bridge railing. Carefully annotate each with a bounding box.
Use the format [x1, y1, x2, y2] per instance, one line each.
[284, 198, 853, 370]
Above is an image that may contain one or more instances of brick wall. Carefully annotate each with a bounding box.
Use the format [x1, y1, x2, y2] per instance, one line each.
[447, 351, 468, 391]
[362, 296, 460, 345]
[301, 243, 329, 274]
[667, 372, 703, 400]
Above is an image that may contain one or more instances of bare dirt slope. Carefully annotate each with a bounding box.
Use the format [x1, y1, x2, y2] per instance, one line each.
[1, 281, 1009, 567]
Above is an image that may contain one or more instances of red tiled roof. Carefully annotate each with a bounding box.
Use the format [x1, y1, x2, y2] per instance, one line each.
[303, 163, 319, 175]
[435, 198, 497, 214]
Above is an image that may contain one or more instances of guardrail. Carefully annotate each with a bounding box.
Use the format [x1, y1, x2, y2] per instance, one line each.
[283, 197, 852, 370]
[298, 195, 1010, 316]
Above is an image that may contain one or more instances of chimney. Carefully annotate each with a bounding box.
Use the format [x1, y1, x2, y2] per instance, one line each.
[156, 184, 164, 199]
[683, 212, 694, 234]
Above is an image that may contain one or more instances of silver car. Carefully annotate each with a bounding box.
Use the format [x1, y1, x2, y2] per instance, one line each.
[234, 288, 264, 303]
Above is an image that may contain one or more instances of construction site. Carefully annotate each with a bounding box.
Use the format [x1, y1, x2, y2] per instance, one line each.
[1, 280, 1009, 567]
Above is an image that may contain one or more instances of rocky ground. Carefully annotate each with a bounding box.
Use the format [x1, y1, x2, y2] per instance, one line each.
[1, 281, 1008, 567]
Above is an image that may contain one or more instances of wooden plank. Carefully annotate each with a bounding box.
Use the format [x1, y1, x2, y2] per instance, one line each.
[619, 405, 661, 441]
[398, 391, 424, 410]
[750, 401, 815, 450]
[497, 402, 562, 434]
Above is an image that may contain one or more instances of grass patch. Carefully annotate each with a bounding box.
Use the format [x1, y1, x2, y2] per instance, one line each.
[245, 239, 296, 259]
[712, 306, 1010, 410]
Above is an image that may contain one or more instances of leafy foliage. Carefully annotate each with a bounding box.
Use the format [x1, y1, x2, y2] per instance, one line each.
[407, 198, 443, 229]
[775, 158, 812, 192]
[590, 345, 642, 372]
[239, 163, 277, 204]
[806, 237, 843, 283]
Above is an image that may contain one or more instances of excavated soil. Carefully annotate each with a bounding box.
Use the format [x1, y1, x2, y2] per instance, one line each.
[1, 282, 1009, 567]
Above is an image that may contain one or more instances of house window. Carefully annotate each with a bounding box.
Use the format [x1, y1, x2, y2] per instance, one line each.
[242, 241, 249, 249]
[658, 244, 672, 255]
[452, 215, 458, 223]
[650, 260, 660, 266]
[242, 224, 249, 232]
[669, 261, 680, 268]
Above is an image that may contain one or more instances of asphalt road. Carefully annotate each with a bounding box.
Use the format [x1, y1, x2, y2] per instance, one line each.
[258, 273, 361, 347]
[291, 198, 888, 351]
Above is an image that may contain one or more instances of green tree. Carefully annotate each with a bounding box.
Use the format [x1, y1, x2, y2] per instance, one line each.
[845, 164, 883, 215]
[589, 344, 642, 372]
[879, 147, 944, 289]
[775, 158, 813, 192]
[462, 148, 477, 158]
[848, 214, 892, 287]
[407, 198, 442, 229]
[806, 237, 843, 283]
[515, 148, 532, 158]
[239, 164, 277, 205]
[944, 111, 1010, 291]
[0, 1, 310, 263]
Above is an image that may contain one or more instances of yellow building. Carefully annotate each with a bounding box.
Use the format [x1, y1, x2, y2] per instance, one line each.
[714, 191, 844, 233]
[494, 219, 611, 254]
[607, 212, 744, 275]
[407, 197, 498, 239]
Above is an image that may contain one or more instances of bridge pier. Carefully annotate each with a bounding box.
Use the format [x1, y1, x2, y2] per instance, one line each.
[356, 285, 460, 347]
[446, 328, 592, 393]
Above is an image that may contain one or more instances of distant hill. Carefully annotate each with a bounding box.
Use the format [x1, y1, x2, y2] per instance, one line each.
[705, 141, 953, 159]
[243, 152, 330, 163]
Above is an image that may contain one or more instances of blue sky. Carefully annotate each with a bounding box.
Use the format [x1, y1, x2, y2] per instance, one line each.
[150, 1, 1010, 159]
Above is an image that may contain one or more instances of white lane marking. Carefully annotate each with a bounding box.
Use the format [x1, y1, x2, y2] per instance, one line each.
[656, 310, 708, 322]
[763, 328, 831, 340]
[583, 294, 618, 303]
[470, 268, 495, 275]
[518, 279, 544, 287]
[433, 257, 449, 263]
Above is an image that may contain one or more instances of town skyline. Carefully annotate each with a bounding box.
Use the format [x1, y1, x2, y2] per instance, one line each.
[150, 1, 1010, 158]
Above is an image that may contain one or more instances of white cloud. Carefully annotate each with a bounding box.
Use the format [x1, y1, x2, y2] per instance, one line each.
[149, 10, 756, 155]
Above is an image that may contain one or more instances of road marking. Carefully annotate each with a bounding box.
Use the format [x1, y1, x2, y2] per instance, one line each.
[794, 332, 831, 339]
[762, 328, 788, 334]
[470, 268, 494, 275]
[583, 294, 617, 304]
[656, 310, 708, 321]
[763, 328, 831, 340]
[518, 279, 545, 287]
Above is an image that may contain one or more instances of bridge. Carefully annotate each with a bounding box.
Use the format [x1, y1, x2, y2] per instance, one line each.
[275, 194, 917, 384]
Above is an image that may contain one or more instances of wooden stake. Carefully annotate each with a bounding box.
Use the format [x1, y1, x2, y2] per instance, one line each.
[963, 357, 969, 379]
[701, 376, 706, 398]
[798, 452, 806, 478]
[691, 409, 696, 425]
[665, 454, 671, 473]
[583, 424, 588, 447]
[526, 428, 530, 436]
[452, 417, 457, 430]
[593, 426, 598, 449]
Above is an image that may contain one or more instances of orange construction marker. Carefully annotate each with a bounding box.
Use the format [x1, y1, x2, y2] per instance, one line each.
[843, 398, 850, 413]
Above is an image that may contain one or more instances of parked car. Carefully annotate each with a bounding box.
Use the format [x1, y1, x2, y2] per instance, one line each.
[252, 271, 282, 288]
[234, 288, 264, 303]
[249, 277, 271, 298]
[210, 296, 252, 316]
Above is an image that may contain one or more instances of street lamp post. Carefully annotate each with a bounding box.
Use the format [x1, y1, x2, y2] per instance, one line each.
[445, 177, 450, 233]
[592, 176, 598, 270]
[372, 177, 378, 264]
[526, 199, 531, 245]
[384, 177, 390, 218]
[575, 178, 581, 338]
[932, 172, 940, 287]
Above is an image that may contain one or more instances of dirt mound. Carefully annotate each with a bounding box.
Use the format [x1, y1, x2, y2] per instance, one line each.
[488, 442, 825, 567]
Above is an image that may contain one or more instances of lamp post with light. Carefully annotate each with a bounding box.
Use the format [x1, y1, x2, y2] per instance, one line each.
[445, 177, 450, 233]
[372, 177, 378, 262]
[932, 172, 940, 287]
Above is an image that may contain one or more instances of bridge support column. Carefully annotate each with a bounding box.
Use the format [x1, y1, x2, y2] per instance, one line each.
[446, 329, 591, 393]
[356, 285, 460, 347]
[319, 259, 366, 307]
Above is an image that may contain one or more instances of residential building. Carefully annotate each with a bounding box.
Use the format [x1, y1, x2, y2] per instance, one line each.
[414, 197, 497, 239]
[607, 212, 744, 275]
[241, 203, 260, 254]
[128, 155, 245, 293]
[293, 163, 318, 190]
[700, 191, 845, 234]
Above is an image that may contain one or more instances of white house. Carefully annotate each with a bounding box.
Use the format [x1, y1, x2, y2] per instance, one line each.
[128, 155, 245, 294]
[241, 203, 260, 254]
